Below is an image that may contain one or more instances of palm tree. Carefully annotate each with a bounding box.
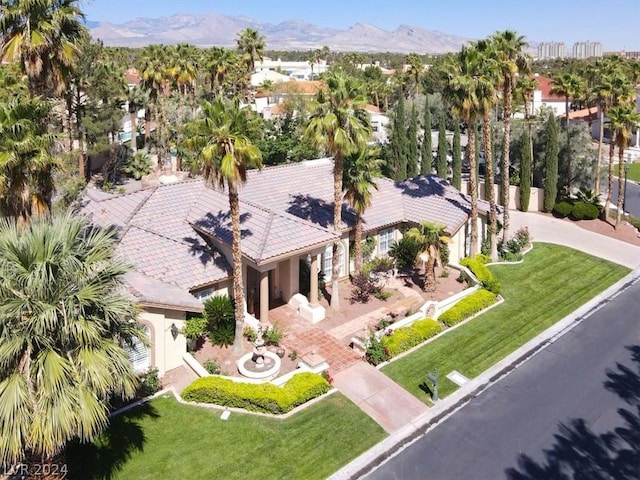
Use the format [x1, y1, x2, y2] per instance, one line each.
[0, 96, 58, 223]
[184, 98, 263, 354]
[550, 73, 585, 194]
[139, 45, 170, 160]
[608, 104, 640, 229]
[206, 47, 240, 96]
[405, 221, 450, 292]
[236, 28, 265, 76]
[490, 30, 530, 242]
[305, 69, 371, 309]
[0, 0, 88, 97]
[0, 212, 144, 470]
[442, 45, 481, 258]
[127, 85, 146, 152]
[343, 147, 383, 275]
[476, 39, 500, 260]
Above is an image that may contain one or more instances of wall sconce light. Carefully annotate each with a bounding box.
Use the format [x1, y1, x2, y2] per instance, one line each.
[170, 323, 179, 340]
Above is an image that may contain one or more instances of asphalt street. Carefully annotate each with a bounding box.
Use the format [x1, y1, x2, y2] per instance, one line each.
[611, 178, 640, 219]
[364, 279, 640, 480]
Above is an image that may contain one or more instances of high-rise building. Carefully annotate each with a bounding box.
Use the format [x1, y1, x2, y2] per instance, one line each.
[572, 41, 603, 58]
[537, 42, 567, 59]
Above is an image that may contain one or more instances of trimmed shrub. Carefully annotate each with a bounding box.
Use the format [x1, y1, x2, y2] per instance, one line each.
[182, 372, 330, 414]
[381, 318, 443, 358]
[553, 201, 573, 218]
[570, 202, 599, 221]
[475, 253, 492, 265]
[460, 257, 501, 294]
[389, 237, 420, 270]
[439, 290, 498, 327]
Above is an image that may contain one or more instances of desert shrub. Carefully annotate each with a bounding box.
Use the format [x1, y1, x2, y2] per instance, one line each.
[439, 290, 498, 327]
[576, 187, 602, 208]
[514, 226, 531, 248]
[182, 372, 330, 414]
[373, 290, 393, 301]
[204, 295, 235, 347]
[381, 318, 442, 357]
[460, 257, 501, 294]
[570, 202, 599, 221]
[262, 323, 285, 346]
[553, 201, 573, 218]
[350, 273, 381, 303]
[124, 151, 152, 180]
[137, 367, 161, 397]
[243, 326, 257, 342]
[388, 237, 421, 270]
[365, 333, 390, 365]
[203, 359, 221, 375]
[362, 257, 395, 277]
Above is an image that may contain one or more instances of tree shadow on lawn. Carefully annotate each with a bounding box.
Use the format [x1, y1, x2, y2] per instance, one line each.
[505, 345, 640, 480]
[67, 402, 159, 479]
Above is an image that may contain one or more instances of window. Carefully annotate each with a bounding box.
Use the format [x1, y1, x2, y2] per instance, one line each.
[127, 325, 150, 373]
[378, 228, 395, 255]
[323, 243, 345, 279]
[192, 288, 214, 302]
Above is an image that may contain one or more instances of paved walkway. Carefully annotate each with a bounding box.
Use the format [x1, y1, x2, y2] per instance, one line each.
[510, 211, 640, 269]
[332, 362, 429, 434]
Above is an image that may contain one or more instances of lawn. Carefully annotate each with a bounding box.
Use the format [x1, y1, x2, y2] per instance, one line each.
[615, 162, 640, 182]
[68, 392, 386, 480]
[382, 243, 630, 403]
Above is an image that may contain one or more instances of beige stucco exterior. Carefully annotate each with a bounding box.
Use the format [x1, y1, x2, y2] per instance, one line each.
[138, 307, 187, 377]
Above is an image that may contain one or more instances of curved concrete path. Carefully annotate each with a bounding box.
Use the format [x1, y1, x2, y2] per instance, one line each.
[509, 211, 640, 269]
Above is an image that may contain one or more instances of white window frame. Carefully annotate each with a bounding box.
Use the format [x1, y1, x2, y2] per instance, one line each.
[323, 243, 346, 279]
[127, 325, 150, 373]
[192, 288, 214, 303]
[378, 228, 395, 256]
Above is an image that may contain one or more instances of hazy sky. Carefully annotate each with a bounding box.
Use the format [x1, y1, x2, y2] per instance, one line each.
[80, 0, 639, 51]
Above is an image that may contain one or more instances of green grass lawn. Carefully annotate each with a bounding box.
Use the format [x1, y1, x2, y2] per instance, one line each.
[615, 162, 640, 182]
[68, 392, 386, 480]
[382, 243, 630, 403]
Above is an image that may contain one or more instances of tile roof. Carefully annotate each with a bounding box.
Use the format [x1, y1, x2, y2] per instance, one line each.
[535, 75, 566, 101]
[122, 271, 204, 312]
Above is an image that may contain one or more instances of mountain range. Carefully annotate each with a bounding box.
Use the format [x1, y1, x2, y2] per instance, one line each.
[88, 13, 483, 54]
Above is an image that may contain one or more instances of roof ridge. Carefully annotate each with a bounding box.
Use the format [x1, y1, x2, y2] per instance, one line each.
[255, 212, 275, 261]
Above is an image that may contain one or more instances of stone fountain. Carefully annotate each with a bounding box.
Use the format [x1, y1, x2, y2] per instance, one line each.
[237, 326, 281, 380]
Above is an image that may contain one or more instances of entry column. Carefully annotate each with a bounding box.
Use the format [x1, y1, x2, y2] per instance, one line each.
[309, 254, 319, 306]
[260, 270, 269, 324]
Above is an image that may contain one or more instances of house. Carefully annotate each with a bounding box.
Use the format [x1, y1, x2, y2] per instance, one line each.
[528, 74, 572, 117]
[79, 159, 491, 377]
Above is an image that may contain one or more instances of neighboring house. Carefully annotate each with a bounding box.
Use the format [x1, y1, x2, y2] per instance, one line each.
[590, 84, 640, 149]
[255, 57, 329, 80]
[258, 79, 326, 118]
[79, 158, 491, 377]
[366, 104, 390, 143]
[529, 75, 572, 117]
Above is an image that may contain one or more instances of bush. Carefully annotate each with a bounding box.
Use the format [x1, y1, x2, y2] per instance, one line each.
[365, 333, 390, 365]
[475, 253, 492, 265]
[460, 257, 501, 294]
[181, 372, 330, 414]
[570, 202, 599, 221]
[514, 226, 531, 248]
[124, 151, 152, 180]
[203, 359, 221, 375]
[204, 295, 235, 347]
[439, 290, 498, 327]
[137, 367, 161, 397]
[362, 257, 394, 277]
[373, 290, 393, 301]
[380, 318, 442, 358]
[182, 316, 207, 340]
[243, 326, 257, 342]
[388, 237, 420, 270]
[262, 323, 285, 346]
[553, 201, 573, 218]
[350, 272, 381, 303]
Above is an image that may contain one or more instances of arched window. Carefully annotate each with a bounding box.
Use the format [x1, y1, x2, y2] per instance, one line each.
[323, 243, 345, 279]
[127, 325, 151, 373]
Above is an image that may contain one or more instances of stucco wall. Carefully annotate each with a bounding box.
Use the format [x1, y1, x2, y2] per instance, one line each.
[138, 307, 187, 377]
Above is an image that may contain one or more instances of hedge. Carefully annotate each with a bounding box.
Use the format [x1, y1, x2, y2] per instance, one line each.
[460, 257, 502, 294]
[182, 372, 330, 414]
[553, 201, 573, 218]
[570, 202, 599, 221]
[438, 290, 498, 327]
[381, 318, 442, 357]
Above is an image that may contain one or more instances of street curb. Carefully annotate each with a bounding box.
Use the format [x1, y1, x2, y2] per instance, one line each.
[328, 266, 640, 480]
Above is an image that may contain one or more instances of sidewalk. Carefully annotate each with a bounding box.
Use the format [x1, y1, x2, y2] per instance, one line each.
[329, 211, 640, 479]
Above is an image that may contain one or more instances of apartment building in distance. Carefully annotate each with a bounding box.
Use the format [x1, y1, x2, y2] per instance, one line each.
[572, 41, 603, 58]
[537, 42, 567, 59]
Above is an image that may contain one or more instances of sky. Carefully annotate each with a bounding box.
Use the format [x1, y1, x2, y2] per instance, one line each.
[80, 0, 639, 51]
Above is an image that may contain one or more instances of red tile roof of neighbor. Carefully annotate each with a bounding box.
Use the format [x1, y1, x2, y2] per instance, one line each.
[366, 104, 381, 113]
[125, 68, 141, 85]
[535, 76, 566, 101]
[562, 107, 598, 121]
[80, 159, 491, 310]
[276, 79, 326, 95]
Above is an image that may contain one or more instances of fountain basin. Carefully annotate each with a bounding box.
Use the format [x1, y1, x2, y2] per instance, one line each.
[237, 351, 281, 380]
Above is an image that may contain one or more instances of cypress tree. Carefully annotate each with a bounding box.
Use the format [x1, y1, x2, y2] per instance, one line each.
[390, 95, 407, 180]
[407, 102, 419, 178]
[519, 127, 532, 212]
[420, 96, 432, 175]
[437, 113, 448, 179]
[543, 112, 559, 212]
[452, 122, 462, 190]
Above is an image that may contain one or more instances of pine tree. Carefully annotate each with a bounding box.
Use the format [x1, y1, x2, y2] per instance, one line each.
[543, 112, 559, 212]
[420, 96, 432, 175]
[390, 95, 408, 180]
[452, 122, 462, 190]
[519, 127, 532, 212]
[407, 102, 419, 178]
[436, 113, 448, 179]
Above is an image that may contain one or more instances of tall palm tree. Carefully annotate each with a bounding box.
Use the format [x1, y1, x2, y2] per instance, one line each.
[343, 147, 383, 275]
[0, 0, 88, 97]
[184, 98, 263, 354]
[550, 73, 585, 194]
[443, 45, 481, 258]
[139, 45, 170, 160]
[405, 221, 450, 292]
[0, 96, 58, 223]
[236, 28, 265, 76]
[127, 85, 146, 152]
[490, 30, 530, 242]
[0, 213, 144, 470]
[608, 104, 640, 229]
[206, 47, 240, 97]
[476, 39, 500, 260]
[305, 69, 371, 309]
